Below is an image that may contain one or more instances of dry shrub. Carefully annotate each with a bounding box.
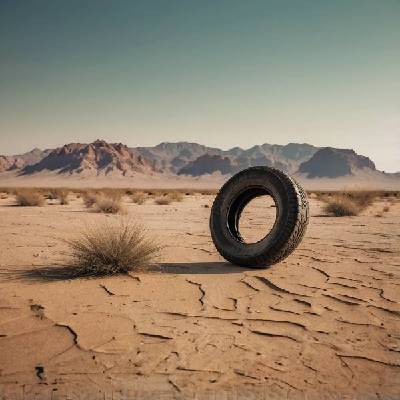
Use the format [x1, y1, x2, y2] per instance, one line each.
[57, 189, 69, 205]
[320, 191, 376, 217]
[132, 191, 146, 205]
[94, 195, 125, 214]
[383, 206, 390, 213]
[347, 191, 376, 209]
[167, 191, 183, 202]
[323, 197, 359, 217]
[43, 188, 70, 204]
[97, 188, 123, 200]
[155, 196, 172, 205]
[65, 219, 161, 276]
[46, 189, 59, 200]
[15, 190, 44, 206]
[83, 192, 98, 208]
[200, 189, 217, 195]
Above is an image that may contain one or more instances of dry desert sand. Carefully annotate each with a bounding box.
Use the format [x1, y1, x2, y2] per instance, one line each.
[0, 192, 399, 399]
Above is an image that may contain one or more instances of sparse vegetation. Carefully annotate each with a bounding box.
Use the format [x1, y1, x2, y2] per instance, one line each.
[46, 189, 59, 200]
[15, 190, 45, 206]
[83, 192, 98, 208]
[167, 191, 183, 202]
[155, 196, 172, 205]
[47, 189, 70, 205]
[319, 191, 377, 217]
[323, 197, 359, 216]
[65, 219, 161, 276]
[132, 191, 146, 205]
[58, 190, 70, 205]
[97, 188, 124, 200]
[94, 195, 125, 214]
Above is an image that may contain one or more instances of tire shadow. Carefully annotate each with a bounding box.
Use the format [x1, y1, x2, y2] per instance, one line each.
[3, 262, 254, 283]
[160, 262, 256, 274]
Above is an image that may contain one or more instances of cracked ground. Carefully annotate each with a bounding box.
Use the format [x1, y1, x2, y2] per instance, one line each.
[0, 193, 399, 399]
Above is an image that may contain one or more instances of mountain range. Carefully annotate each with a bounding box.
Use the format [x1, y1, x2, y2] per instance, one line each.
[0, 140, 397, 189]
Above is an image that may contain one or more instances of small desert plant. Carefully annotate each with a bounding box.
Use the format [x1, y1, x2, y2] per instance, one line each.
[200, 189, 217, 195]
[132, 191, 146, 205]
[94, 195, 125, 214]
[65, 219, 161, 276]
[320, 191, 377, 217]
[167, 191, 183, 202]
[59, 190, 69, 205]
[155, 196, 172, 205]
[48, 189, 69, 205]
[83, 192, 98, 208]
[383, 205, 390, 213]
[347, 191, 376, 209]
[15, 190, 45, 207]
[46, 189, 60, 200]
[98, 188, 123, 200]
[322, 195, 359, 217]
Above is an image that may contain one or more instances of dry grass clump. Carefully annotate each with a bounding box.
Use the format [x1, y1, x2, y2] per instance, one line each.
[323, 196, 359, 217]
[167, 191, 184, 202]
[58, 190, 70, 205]
[46, 189, 60, 200]
[153, 191, 184, 205]
[132, 191, 146, 205]
[65, 219, 161, 276]
[94, 195, 125, 214]
[319, 191, 377, 217]
[83, 192, 98, 208]
[15, 189, 45, 206]
[97, 188, 124, 200]
[347, 191, 376, 209]
[200, 189, 218, 196]
[155, 196, 172, 205]
[46, 189, 70, 204]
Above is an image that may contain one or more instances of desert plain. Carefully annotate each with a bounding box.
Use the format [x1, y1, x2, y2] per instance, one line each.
[0, 190, 399, 400]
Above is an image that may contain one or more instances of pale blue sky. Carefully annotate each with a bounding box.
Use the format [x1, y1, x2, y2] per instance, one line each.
[0, 0, 399, 171]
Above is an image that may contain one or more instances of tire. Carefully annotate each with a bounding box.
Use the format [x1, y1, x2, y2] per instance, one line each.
[209, 167, 309, 267]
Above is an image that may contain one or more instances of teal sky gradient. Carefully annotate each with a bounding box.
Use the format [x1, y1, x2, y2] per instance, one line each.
[0, 0, 399, 171]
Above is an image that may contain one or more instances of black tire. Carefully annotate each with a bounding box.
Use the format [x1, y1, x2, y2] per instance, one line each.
[209, 167, 309, 267]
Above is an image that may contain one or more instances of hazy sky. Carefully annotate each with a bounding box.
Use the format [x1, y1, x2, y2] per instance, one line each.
[0, 1, 399, 171]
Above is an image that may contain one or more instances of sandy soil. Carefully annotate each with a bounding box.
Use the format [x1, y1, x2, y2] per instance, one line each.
[0, 193, 399, 399]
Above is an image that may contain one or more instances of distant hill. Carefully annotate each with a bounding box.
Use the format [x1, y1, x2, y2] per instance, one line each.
[135, 142, 221, 173]
[0, 140, 396, 188]
[0, 148, 51, 173]
[21, 140, 156, 177]
[135, 142, 318, 175]
[178, 154, 236, 176]
[298, 147, 376, 178]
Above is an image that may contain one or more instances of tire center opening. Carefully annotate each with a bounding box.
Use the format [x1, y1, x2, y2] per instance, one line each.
[238, 194, 277, 244]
